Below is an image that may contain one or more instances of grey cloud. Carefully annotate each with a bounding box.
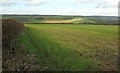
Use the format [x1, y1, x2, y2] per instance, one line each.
[22, 0, 50, 6]
[119, 2, 120, 8]
[74, 0, 100, 3]
[96, 3, 103, 8]
[25, 2, 46, 6]
[102, 4, 118, 8]
[96, 2, 118, 8]
[97, 2, 117, 8]
[0, 0, 48, 6]
[1, 1, 18, 6]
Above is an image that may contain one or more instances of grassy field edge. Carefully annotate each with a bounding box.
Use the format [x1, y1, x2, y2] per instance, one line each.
[17, 25, 101, 71]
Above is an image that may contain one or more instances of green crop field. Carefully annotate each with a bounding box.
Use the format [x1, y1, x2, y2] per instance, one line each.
[17, 24, 118, 71]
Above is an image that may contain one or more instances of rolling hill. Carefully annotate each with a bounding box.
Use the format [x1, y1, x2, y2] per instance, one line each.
[2, 15, 118, 25]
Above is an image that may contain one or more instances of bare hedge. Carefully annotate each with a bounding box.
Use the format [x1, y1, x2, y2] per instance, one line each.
[2, 19, 24, 47]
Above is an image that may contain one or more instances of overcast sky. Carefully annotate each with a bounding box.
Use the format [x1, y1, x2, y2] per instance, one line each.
[0, 0, 119, 16]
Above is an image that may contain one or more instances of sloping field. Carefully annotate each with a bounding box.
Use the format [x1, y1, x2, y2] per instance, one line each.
[44, 18, 83, 23]
[19, 24, 118, 71]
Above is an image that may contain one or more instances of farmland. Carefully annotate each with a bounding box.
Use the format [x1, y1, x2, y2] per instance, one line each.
[17, 24, 118, 71]
[2, 15, 119, 71]
[2, 15, 118, 25]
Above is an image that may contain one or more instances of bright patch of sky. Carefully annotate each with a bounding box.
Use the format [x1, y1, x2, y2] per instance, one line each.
[0, 0, 119, 16]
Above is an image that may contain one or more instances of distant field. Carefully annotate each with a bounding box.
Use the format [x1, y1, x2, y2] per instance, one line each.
[18, 24, 118, 71]
[2, 15, 118, 24]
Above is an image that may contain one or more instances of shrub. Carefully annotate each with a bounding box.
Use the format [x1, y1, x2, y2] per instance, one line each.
[2, 19, 24, 48]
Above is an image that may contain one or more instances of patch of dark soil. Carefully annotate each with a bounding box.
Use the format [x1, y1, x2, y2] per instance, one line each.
[2, 33, 41, 72]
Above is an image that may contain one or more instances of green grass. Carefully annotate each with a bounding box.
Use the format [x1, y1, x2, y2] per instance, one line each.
[19, 24, 118, 71]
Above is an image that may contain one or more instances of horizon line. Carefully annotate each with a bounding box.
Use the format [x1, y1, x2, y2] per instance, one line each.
[0, 14, 118, 17]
